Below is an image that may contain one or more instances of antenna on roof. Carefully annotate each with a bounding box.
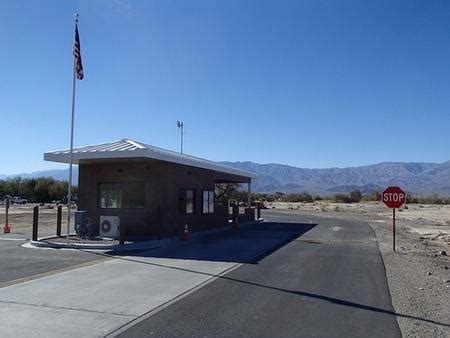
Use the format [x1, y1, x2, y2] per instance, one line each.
[177, 121, 184, 154]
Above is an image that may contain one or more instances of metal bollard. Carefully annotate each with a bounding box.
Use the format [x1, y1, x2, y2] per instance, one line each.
[56, 205, 62, 237]
[32, 206, 39, 241]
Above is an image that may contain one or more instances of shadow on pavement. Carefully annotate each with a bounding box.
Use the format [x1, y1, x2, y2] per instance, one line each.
[107, 222, 316, 264]
[99, 243, 450, 330]
[92, 221, 449, 330]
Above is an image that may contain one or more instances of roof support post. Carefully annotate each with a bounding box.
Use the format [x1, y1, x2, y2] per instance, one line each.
[247, 181, 251, 207]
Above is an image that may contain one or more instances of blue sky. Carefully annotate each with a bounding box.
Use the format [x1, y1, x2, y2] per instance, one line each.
[0, 0, 449, 174]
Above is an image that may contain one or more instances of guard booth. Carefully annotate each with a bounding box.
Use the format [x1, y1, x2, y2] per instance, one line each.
[44, 139, 257, 239]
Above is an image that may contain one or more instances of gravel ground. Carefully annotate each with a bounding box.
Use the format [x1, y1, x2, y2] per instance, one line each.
[0, 203, 74, 237]
[369, 221, 450, 337]
[46, 235, 123, 244]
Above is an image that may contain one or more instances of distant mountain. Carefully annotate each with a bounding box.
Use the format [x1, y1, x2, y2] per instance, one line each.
[220, 161, 450, 197]
[0, 168, 78, 183]
[1, 160, 450, 197]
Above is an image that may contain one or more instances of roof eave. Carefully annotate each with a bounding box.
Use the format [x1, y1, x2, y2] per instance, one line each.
[44, 150, 257, 179]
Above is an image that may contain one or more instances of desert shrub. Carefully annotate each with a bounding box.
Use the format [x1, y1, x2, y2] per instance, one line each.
[349, 190, 363, 203]
[408, 197, 419, 204]
[333, 190, 362, 203]
[414, 194, 444, 205]
[333, 193, 351, 203]
[405, 194, 450, 205]
[362, 191, 381, 201]
[282, 192, 313, 203]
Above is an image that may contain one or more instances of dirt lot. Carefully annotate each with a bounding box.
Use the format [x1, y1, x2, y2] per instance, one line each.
[268, 201, 450, 337]
[0, 203, 74, 238]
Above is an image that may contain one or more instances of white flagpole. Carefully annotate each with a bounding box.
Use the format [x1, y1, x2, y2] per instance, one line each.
[67, 13, 79, 242]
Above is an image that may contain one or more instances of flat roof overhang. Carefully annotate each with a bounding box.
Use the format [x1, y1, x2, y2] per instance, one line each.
[214, 173, 250, 184]
[44, 139, 256, 182]
[72, 157, 250, 184]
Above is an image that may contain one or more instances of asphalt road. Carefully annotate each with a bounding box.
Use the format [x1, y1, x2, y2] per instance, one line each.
[118, 210, 401, 338]
[1, 219, 319, 337]
[0, 239, 105, 286]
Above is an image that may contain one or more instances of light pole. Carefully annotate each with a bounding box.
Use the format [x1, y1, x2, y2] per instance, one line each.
[177, 120, 184, 154]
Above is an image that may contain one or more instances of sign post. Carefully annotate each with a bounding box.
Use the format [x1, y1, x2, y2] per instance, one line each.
[393, 208, 395, 251]
[382, 186, 406, 251]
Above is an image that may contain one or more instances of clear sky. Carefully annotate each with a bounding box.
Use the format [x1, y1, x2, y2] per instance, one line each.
[0, 0, 449, 174]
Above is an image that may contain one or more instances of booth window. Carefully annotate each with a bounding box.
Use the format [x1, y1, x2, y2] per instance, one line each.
[202, 190, 214, 214]
[99, 182, 144, 209]
[179, 189, 195, 214]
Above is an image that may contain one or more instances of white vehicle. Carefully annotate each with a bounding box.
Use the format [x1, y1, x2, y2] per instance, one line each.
[10, 196, 28, 205]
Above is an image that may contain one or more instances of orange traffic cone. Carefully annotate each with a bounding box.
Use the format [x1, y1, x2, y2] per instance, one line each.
[3, 224, 11, 233]
[181, 224, 189, 241]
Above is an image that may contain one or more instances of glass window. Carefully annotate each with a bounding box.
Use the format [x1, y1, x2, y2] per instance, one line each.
[202, 190, 214, 214]
[99, 182, 144, 209]
[179, 189, 195, 214]
[202, 190, 208, 214]
[208, 190, 214, 213]
[122, 182, 145, 208]
[99, 183, 121, 208]
[186, 190, 195, 214]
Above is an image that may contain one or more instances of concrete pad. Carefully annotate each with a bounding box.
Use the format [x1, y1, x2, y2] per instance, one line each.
[0, 257, 237, 333]
[0, 302, 132, 338]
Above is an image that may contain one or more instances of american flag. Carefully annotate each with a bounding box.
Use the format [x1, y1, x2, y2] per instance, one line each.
[73, 24, 84, 80]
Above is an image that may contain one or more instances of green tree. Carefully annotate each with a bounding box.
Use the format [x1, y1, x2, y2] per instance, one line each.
[215, 183, 240, 205]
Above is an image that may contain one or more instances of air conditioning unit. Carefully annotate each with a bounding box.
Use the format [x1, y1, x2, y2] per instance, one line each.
[100, 216, 120, 239]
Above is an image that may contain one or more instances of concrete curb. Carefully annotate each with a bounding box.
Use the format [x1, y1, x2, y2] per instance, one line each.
[26, 220, 261, 252]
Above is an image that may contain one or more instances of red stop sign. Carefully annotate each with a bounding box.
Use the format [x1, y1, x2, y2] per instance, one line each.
[382, 186, 406, 208]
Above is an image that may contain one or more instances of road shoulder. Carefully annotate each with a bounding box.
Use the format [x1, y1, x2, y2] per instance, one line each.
[368, 221, 449, 337]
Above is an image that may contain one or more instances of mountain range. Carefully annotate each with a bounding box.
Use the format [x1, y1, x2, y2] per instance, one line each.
[221, 161, 450, 197]
[1, 160, 450, 197]
[0, 169, 79, 183]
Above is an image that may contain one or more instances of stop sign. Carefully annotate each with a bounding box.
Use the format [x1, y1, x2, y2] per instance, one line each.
[382, 186, 406, 208]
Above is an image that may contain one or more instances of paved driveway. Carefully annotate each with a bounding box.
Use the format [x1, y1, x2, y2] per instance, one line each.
[118, 210, 401, 338]
[0, 221, 312, 337]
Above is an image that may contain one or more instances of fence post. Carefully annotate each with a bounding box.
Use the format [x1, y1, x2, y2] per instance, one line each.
[56, 205, 62, 237]
[32, 206, 39, 241]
